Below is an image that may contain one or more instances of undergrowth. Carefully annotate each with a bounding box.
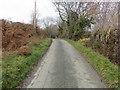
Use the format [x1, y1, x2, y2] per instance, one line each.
[2, 38, 52, 88]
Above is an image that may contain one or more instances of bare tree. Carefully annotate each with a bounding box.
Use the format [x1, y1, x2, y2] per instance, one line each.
[91, 2, 119, 31]
[53, 2, 94, 39]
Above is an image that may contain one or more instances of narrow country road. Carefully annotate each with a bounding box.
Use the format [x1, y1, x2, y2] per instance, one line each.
[22, 39, 106, 88]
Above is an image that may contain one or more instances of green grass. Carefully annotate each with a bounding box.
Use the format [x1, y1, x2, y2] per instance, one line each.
[65, 39, 119, 89]
[2, 38, 52, 88]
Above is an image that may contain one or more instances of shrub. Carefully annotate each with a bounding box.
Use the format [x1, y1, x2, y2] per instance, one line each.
[77, 38, 90, 43]
[87, 28, 119, 65]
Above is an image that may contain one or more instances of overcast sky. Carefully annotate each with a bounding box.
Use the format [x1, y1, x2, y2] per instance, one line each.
[0, 0, 119, 24]
[0, 0, 59, 24]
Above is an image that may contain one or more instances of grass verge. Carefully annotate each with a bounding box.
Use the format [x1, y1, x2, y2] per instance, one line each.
[65, 39, 119, 89]
[2, 38, 52, 88]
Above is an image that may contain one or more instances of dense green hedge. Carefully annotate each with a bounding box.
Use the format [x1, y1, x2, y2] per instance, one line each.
[2, 38, 52, 88]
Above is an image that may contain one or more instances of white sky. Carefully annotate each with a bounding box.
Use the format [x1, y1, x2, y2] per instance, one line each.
[0, 0, 59, 24]
[0, 0, 119, 24]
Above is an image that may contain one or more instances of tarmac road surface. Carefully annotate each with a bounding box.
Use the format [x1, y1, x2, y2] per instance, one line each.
[22, 39, 106, 88]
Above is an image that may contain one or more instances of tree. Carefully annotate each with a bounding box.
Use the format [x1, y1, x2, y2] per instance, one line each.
[42, 17, 59, 38]
[53, 2, 95, 40]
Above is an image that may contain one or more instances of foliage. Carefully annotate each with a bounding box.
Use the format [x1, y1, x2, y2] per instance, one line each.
[65, 39, 119, 89]
[67, 11, 78, 39]
[45, 25, 58, 38]
[87, 28, 119, 65]
[1, 19, 49, 51]
[77, 38, 90, 43]
[53, 2, 96, 40]
[76, 16, 94, 39]
[2, 38, 52, 88]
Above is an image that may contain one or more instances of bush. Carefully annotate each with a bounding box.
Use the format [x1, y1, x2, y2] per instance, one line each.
[77, 38, 90, 43]
[87, 28, 119, 65]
